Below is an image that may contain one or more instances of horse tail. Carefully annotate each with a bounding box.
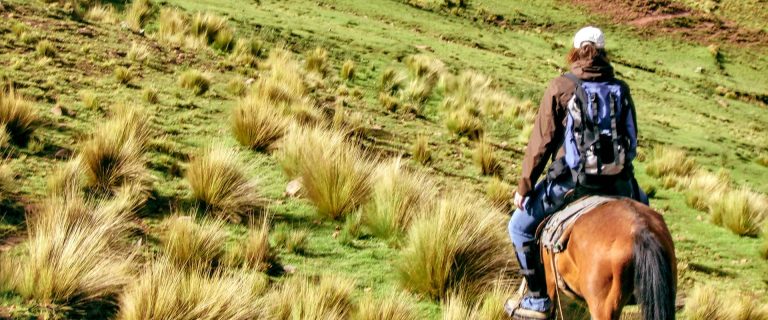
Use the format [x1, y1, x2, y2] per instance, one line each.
[633, 226, 675, 320]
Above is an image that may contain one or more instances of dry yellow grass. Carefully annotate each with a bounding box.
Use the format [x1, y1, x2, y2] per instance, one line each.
[84, 4, 118, 24]
[80, 106, 152, 194]
[397, 193, 514, 301]
[161, 215, 228, 270]
[486, 177, 512, 210]
[683, 170, 729, 211]
[305, 47, 329, 76]
[354, 292, 421, 320]
[226, 217, 275, 271]
[363, 159, 437, 241]
[231, 95, 291, 151]
[709, 187, 768, 237]
[6, 194, 136, 308]
[179, 69, 211, 95]
[340, 59, 355, 81]
[116, 259, 265, 320]
[411, 135, 432, 164]
[473, 140, 501, 176]
[645, 146, 697, 178]
[0, 86, 39, 146]
[185, 147, 264, 222]
[125, 0, 152, 32]
[261, 275, 355, 319]
[276, 126, 375, 220]
[445, 108, 484, 139]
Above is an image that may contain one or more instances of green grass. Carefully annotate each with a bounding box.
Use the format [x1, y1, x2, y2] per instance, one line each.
[0, 0, 766, 318]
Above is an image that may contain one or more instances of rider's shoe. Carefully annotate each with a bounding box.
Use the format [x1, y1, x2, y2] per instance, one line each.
[505, 286, 552, 320]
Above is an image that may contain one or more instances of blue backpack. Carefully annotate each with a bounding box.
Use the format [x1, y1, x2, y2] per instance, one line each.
[562, 73, 635, 180]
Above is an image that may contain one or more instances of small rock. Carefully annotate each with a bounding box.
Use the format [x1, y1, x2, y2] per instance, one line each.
[77, 27, 94, 37]
[694, 66, 704, 73]
[50, 105, 63, 116]
[283, 265, 297, 274]
[285, 178, 303, 197]
[245, 78, 256, 86]
[332, 230, 340, 239]
[500, 141, 508, 148]
[50, 105, 75, 117]
[54, 148, 73, 159]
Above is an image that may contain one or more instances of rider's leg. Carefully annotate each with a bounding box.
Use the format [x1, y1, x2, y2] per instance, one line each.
[507, 178, 574, 318]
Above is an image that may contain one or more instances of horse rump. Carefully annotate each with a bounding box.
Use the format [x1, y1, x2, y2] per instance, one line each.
[633, 228, 676, 320]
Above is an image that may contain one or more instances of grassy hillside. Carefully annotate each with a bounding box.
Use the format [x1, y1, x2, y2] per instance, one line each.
[0, 0, 766, 318]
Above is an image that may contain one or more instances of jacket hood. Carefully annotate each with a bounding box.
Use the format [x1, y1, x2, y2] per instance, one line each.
[571, 58, 614, 81]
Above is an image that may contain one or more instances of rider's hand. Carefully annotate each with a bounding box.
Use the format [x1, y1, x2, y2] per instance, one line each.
[513, 192, 524, 210]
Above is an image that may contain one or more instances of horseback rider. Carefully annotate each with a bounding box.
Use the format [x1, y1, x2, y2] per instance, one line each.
[506, 26, 649, 320]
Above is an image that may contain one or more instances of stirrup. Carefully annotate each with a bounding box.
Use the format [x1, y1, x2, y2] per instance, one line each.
[504, 280, 551, 320]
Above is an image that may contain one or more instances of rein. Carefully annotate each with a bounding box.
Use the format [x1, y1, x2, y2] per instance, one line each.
[548, 250, 566, 320]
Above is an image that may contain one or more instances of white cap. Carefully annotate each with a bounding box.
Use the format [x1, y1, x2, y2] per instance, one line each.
[573, 26, 605, 49]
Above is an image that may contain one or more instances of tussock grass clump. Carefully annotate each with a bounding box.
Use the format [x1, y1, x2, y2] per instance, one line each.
[227, 76, 247, 96]
[762, 231, 768, 260]
[305, 47, 329, 76]
[379, 68, 407, 95]
[354, 292, 420, 320]
[757, 154, 768, 167]
[363, 159, 436, 241]
[229, 38, 263, 67]
[682, 170, 729, 211]
[80, 90, 99, 109]
[445, 108, 484, 140]
[473, 140, 501, 176]
[116, 259, 264, 320]
[186, 147, 263, 222]
[35, 39, 56, 58]
[411, 135, 432, 164]
[284, 229, 309, 254]
[486, 178, 512, 210]
[85, 4, 118, 23]
[683, 283, 768, 320]
[46, 159, 84, 199]
[0, 87, 39, 146]
[6, 195, 136, 308]
[179, 69, 211, 95]
[405, 54, 445, 85]
[156, 8, 192, 47]
[191, 12, 232, 46]
[231, 95, 291, 151]
[161, 215, 227, 270]
[142, 87, 159, 104]
[709, 187, 768, 237]
[254, 50, 308, 107]
[276, 126, 375, 220]
[227, 217, 275, 271]
[397, 194, 513, 301]
[212, 27, 235, 51]
[276, 126, 346, 178]
[125, 0, 152, 32]
[262, 275, 355, 319]
[645, 146, 697, 178]
[341, 59, 355, 81]
[81, 106, 152, 193]
[379, 92, 400, 112]
[114, 67, 134, 85]
[127, 42, 150, 63]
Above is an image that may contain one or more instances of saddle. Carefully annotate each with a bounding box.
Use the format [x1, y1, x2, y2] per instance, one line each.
[537, 195, 618, 254]
[536, 195, 619, 301]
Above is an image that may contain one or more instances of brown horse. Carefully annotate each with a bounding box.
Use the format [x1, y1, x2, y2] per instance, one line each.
[542, 198, 676, 320]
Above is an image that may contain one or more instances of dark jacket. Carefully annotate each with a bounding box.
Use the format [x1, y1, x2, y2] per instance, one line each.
[517, 58, 638, 196]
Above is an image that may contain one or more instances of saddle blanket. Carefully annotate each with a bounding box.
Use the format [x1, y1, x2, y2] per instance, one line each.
[540, 195, 619, 253]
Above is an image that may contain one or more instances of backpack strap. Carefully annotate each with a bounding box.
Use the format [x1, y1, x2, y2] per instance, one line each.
[562, 73, 589, 184]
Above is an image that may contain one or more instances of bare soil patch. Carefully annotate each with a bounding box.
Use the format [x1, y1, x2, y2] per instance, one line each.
[570, 0, 767, 47]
